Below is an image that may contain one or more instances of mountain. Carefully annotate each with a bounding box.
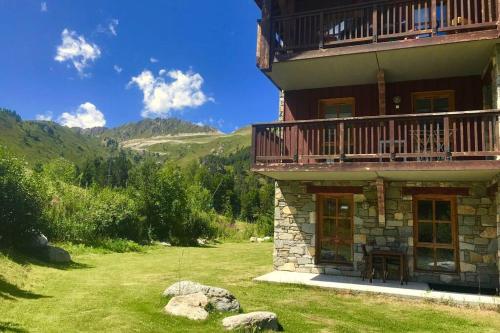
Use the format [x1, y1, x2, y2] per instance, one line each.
[127, 126, 252, 164]
[0, 108, 252, 166]
[0, 109, 110, 165]
[80, 118, 219, 141]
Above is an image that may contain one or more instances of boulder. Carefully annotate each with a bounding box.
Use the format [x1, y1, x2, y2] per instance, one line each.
[250, 237, 257, 242]
[164, 292, 209, 321]
[163, 281, 240, 312]
[163, 281, 205, 297]
[222, 311, 279, 331]
[44, 245, 71, 263]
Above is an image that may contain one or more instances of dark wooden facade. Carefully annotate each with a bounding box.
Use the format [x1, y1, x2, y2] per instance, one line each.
[284, 76, 483, 121]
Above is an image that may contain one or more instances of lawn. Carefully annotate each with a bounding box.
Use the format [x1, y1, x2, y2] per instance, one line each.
[1, 242, 499, 333]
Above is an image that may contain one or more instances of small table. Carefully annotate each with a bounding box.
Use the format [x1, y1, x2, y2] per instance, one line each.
[368, 250, 408, 285]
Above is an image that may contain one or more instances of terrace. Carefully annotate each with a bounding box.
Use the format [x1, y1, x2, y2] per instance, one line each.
[251, 109, 500, 180]
[257, 0, 500, 70]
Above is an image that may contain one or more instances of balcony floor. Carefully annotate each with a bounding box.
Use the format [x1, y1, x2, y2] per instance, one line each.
[255, 271, 500, 307]
[253, 160, 500, 181]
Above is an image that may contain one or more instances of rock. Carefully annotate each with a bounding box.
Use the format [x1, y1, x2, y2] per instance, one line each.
[44, 245, 71, 263]
[164, 281, 205, 297]
[203, 286, 240, 312]
[222, 311, 279, 331]
[164, 292, 209, 321]
[197, 238, 207, 246]
[263, 236, 272, 241]
[479, 227, 496, 239]
[250, 237, 257, 242]
[163, 281, 240, 312]
[257, 238, 264, 243]
[29, 233, 49, 248]
[157, 241, 171, 247]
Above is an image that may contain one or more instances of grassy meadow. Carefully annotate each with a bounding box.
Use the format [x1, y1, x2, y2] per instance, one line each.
[1, 242, 499, 333]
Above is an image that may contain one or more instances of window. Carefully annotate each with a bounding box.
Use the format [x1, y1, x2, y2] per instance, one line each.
[414, 196, 458, 272]
[318, 97, 355, 119]
[317, 195, 353, 264]
[412, 91, 455, 114]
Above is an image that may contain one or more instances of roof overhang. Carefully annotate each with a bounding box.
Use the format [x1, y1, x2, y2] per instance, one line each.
[266, 30, 500, 91]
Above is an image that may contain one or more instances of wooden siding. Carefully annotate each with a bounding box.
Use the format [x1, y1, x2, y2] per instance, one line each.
[284, 76, 483, 121]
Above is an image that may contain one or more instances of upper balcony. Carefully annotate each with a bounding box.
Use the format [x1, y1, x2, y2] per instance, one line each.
[251, 109, 500, 181]
[256, 0, 500, 90]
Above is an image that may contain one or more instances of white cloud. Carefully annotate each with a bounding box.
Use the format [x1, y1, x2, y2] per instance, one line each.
[150, 57, 158, 63]
[113, 65, 123, 73]
[96, 18, 119, 37]
[58, 102, 106, 128]
[128, 69, 213, 118]
[54, 29, 101, 77]
[40, 2, 47, 12]
[109, 19, 119, 36]
[36, 111, 53, 121]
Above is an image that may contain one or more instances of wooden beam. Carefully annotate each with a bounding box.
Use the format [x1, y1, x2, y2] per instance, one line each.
[402, 187, 470, 196]
[376, 178, 385, 226]
[377, 70, 386, 115]
[257, 0, 272, 71]
[306, 185, 363, 194]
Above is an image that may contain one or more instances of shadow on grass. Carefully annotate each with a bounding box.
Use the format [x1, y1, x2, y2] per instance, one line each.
[0, 277, 49, 301]
[1, 248, 93, 271]
[0, 321, 29, 333]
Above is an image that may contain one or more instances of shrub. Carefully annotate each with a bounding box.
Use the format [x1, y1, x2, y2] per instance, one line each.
[0, 147, 45, 247]
[43, 183, 143, 243]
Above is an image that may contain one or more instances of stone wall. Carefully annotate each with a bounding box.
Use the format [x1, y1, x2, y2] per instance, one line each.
[274, 180, 499, 288]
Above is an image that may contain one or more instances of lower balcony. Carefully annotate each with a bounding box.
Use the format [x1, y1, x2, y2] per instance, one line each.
[251, 109, 500, 181]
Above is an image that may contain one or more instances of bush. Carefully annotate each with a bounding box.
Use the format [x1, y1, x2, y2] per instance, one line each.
[0, 147, 45, 247]
[43, 183, 143, 243]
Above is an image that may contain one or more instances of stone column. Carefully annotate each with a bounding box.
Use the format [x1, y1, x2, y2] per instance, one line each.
[497, 181, 500, 289]
[278, 90, 285, 121]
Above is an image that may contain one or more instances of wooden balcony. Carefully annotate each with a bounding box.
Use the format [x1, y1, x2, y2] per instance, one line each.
[257, 0, 500, 70]
[251, 110, 500, 179]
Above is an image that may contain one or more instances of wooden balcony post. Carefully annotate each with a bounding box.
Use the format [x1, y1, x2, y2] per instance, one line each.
[431, 0, 437, 35]
[443, 116, 451, 159]
[257, 0, 272, 71]
[377, 70, 386, 115]
[251, 126, 257, 165]
[372, 5, 378, 42]
[319, 11, 324, 49]
[294, 125, 299, 163]
[389, 119, 395, 160]
[339, 122, 345, 161]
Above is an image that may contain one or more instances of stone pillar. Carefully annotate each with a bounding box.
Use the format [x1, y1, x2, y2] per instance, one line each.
[496, 180, 500, 289]
[278, 90, 285, 121]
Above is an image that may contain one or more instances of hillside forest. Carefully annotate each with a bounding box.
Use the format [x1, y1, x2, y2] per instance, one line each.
[0, 108, 274, 250]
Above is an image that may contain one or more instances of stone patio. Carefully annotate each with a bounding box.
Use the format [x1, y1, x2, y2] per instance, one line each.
[255, 271, 500, 307]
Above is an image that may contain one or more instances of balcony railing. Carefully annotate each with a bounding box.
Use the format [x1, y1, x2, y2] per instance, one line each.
[251, 110, 500, 166]
[268, 0, 498, 55]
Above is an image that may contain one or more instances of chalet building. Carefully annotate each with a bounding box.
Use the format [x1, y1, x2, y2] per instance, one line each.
[252, 0, 500, 289]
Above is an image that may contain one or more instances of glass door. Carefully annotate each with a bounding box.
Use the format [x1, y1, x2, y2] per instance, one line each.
[318, 194, 353, 264]
[414, 196, 458, 272]
[318, 98, 355, 159]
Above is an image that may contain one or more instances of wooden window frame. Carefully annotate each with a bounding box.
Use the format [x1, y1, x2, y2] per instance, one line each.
[411, 90, 455, 114]
[315, 193, 354, 265]
[318, 97, 356, 119]
[413, 194, 460, 274]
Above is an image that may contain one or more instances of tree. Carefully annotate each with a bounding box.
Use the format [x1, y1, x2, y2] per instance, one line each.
[0, 147, 46, 247]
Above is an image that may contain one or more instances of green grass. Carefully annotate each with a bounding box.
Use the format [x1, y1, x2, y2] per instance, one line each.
[1, 243, 499, 332]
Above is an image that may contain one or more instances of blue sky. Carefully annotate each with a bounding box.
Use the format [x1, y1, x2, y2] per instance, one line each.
[0, 0, 278, 132]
